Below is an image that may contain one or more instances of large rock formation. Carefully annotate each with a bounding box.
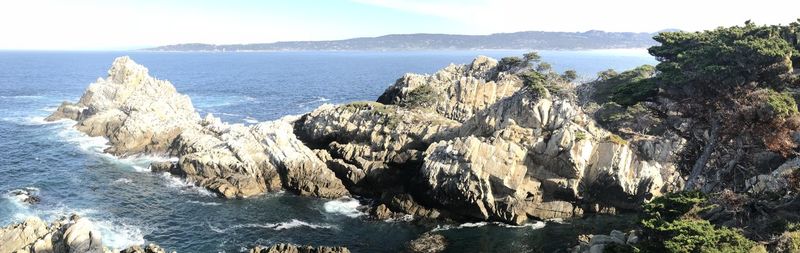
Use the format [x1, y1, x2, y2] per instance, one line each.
[47, 55, 685, 226]
[48, 57, 346, 199]
[46, 56, 200, 155]
[419, 88, 684, 224]
[377, 56, 523, 122]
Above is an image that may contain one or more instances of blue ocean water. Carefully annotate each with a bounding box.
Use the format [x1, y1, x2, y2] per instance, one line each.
[0, 50, 654, 252]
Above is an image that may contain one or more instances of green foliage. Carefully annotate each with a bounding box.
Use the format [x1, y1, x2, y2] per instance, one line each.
[606, 134, 628, 145]
[536, 62, 553, 73]
[585, 65, 656, 105]
[762, 89, 799, 119]
[523, 52, 541, 64]
[637, 191, 758, 253]
[574, 131, 587, 142]
[402, 85, 438, 108]
[649, 22, 797, 97]
[612, 78, 658, 106]
[562, 70, 578, 82]
[498, 56, 524, 71]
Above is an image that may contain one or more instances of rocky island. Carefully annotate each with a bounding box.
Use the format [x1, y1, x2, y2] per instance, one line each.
[5, 20, 800, 253]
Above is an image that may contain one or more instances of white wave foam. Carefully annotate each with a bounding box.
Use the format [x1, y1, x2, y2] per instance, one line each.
[186, 200, 221, 206]
[0, 95, 44, 99]
[323, 198, 364, 218]
[112, 178, 133, 185]
[298, 96, 330, 107]
[159, 172, 216, 197]
[431, 221, 546, 231]
[209, 219, 332, 233]
[243, 117, 259, 124]
[92, 218, 146, 251]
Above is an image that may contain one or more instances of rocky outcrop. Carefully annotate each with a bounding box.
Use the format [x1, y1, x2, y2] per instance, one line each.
[1, 215, 109, 253]
[419, 88, 684, 224]
[47, 57, 346, 199]
[168, 115, 347, 198]
[248, 243, 350, 253]
[377, 56, 523, 122]
[745, 158, 800, 195]
[569, 230, 639, 253]
[295, 102, 458, 197]
[6, 188, 40, 205]
[0, 215, 173, 253]
[46, 56, 200, 155]
[406, 232, 447, 253]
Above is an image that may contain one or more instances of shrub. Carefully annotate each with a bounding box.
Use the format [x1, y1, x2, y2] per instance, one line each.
[638, 191, 758, 253]
[402, 85, 438, 108]
[606, 134, 628, 145]
[498, 56, 524, 71]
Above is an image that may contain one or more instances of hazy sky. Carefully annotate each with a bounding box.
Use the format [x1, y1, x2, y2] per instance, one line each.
[1, 0, 798, 50]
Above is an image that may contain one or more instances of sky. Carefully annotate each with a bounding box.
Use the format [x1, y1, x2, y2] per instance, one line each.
[0, 0, 798, 50]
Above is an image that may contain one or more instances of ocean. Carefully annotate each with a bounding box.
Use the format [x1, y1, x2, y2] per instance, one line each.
[0, 50, 654, 252]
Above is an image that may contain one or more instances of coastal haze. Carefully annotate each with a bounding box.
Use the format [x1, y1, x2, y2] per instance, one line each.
[147, 31, 658, 51]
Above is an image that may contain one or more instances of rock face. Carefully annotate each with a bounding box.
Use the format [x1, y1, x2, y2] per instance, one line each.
[293, 56, 685, 224]
[0, 215, 108, 253]
[48, 57, 347, 199]
[419, 88, 684, 224]
[169, 115, 348, 198]
[249, 243, 350, 253]
[377, 56, 523, 122]
[46, 56, 200, 155]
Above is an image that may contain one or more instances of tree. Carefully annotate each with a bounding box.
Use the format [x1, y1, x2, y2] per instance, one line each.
[523, 51, 541, 65]
[561, 70, 578, 82]
[536, 62, 552, 73]
[648, 21, 799, 190]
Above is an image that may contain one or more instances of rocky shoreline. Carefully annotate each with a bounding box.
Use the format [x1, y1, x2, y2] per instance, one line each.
[24, 54, 685, 251]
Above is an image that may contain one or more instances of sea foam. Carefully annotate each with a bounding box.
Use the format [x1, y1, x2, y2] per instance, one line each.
[323, 198, 364, 218]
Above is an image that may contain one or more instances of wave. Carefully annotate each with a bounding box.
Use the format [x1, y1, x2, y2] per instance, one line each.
[159, 172, 216, 197]
[297, 96, 331, 107]
[92, 218, 147, 251]
[431, 221, 546, 232]
[186, 200, 222, 206]
[243, 116, 259, 124]
[208, 219, 333, 233]
[0, 95, 44, 99]
[323, 198, 364, 218]
[112, 178, 133, 185]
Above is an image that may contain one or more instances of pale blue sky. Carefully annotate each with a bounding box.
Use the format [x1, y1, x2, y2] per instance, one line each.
[1, 0, 798, 50]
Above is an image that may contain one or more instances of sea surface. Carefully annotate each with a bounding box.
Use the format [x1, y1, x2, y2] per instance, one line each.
[0, 50, 654, 252]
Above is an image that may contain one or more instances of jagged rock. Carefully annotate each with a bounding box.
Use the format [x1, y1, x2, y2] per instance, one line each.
[745, 158, 800, 195]
[172, 115, 347, 198]
[421, 87, 683, 224]
[378, 56, 523, 122]
[249, 243, 350, 253]
[406, 232, 447, 253]
[0, 217, 49, 252]
[46, 56, 200, 155]
[6, 187, 41, 205]
[47, 57, 347, 199]
[295, 102, 459, 196]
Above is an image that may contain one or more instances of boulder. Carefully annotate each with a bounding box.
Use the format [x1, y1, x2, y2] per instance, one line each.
[406, 232, 447, 253]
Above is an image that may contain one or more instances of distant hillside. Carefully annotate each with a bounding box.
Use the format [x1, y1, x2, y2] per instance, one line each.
[146, 30, 658, 51]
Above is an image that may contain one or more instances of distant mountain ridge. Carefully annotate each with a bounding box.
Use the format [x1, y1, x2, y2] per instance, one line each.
[146, 30, 659, 51]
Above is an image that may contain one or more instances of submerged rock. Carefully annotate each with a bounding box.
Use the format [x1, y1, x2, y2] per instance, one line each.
[6, 187, 41, 205]
[406, 232, 447, 253]
[249, 243, 350, 253]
